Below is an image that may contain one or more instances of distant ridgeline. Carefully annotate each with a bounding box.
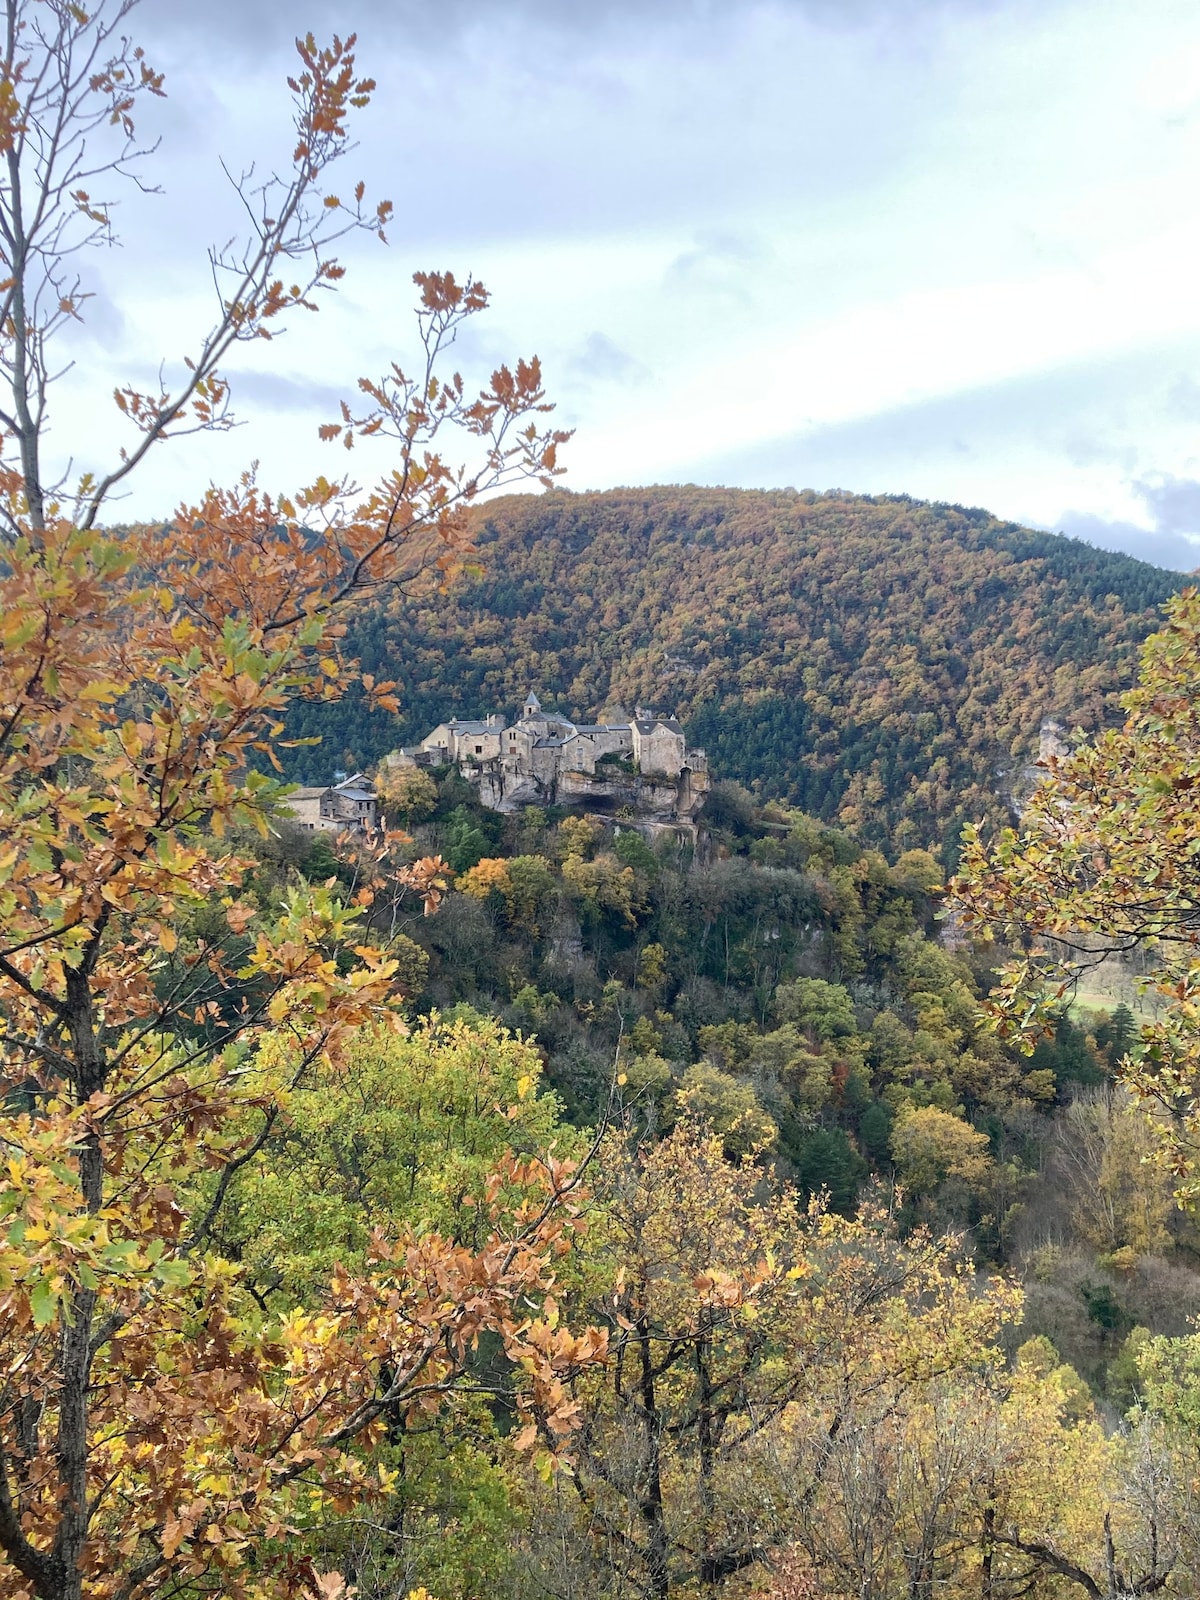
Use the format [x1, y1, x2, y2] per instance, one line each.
[281, 487, 1185, 859]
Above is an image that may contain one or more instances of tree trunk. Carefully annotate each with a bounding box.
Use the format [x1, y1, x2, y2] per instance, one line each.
[696, 1323, 716, 1588]
[47, 970, 108, 1599]
[981, 1500, 995, 1600]
[637, 1324, 670, 1600]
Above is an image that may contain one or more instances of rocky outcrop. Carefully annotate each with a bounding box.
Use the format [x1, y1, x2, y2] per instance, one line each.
[1001, 717, 1072, 819]
[475, 761, 709, 825]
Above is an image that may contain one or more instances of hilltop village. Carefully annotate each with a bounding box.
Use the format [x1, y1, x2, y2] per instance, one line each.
[387, 690, 710, 832]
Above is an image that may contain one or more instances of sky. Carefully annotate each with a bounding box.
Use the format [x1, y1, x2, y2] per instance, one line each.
[43, 0, 1200, 569]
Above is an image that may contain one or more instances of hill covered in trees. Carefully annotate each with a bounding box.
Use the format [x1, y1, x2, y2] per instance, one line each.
[289, 486, 1184, 856]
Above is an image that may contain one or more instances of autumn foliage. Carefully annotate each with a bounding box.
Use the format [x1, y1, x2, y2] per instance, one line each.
[0, 7, 585, 1599]
[955, 586, 1200, 1199]
[9, 6, 1200, 1600]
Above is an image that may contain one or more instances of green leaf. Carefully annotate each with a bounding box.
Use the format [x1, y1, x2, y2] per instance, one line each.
[154, 1259, 193, 1288]
[26, 838, 53, 873]
[30, 1276, 57, 1327]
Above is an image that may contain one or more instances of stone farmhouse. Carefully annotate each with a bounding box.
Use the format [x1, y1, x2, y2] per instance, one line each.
[392, 691, 710, 827]
[283, 773, 379, 834]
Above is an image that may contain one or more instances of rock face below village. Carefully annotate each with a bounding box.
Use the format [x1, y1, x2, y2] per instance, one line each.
[488, 762, 710, 842]
[386, 688, 711, 835]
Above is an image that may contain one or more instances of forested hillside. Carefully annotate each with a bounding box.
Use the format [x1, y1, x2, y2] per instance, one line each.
[288, 486, 1184, 856]
[226, 762, 1200, 1594]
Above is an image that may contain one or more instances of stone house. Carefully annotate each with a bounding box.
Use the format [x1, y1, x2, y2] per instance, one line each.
[283, 773, 379, 833]
[631, 713, 689, 779]
[419, 713, 507, 766]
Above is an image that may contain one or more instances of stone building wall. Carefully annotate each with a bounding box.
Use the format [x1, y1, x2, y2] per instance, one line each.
[404, 692, 709, 827]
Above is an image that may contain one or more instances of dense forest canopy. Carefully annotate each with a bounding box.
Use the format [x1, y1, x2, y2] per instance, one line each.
[286, 486, 1184, 856]
[225, 760, 1200, 1598]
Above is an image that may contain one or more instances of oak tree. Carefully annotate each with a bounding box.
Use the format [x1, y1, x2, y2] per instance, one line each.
[953, 588, 1200, 1199]
[520, 1122, 1018, 1600]
[0, 6, 590, 1599]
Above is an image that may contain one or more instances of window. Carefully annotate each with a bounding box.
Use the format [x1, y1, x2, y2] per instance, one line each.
[475, 744, 483, 755]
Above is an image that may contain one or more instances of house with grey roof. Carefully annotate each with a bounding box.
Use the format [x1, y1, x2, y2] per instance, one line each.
[282, 773, 379, 834]
[419, 713, 508, 766]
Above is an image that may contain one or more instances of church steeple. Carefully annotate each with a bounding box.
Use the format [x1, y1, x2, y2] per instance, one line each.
[523, 689, 542, 719]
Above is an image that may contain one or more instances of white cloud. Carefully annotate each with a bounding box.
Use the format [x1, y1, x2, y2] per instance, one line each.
[26, 0, 1200, 562]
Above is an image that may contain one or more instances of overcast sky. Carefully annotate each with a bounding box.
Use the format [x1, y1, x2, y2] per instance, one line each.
[47, 0, 1200, 569]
